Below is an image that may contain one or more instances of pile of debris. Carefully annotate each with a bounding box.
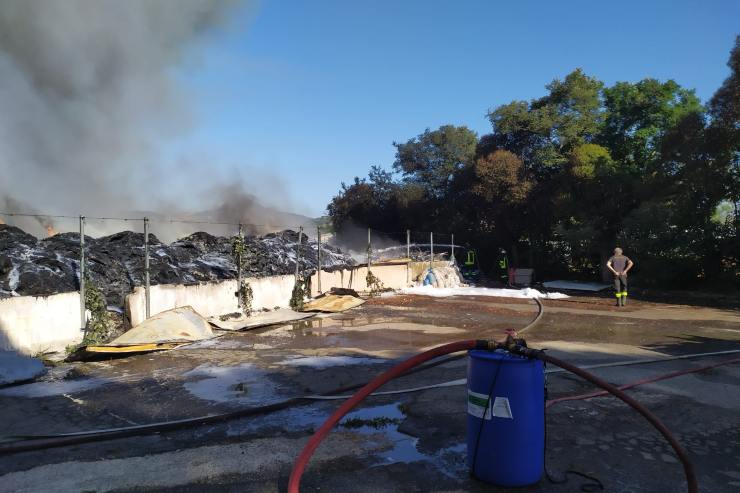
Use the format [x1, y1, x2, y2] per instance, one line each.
[419, 265, 466, 288]
[0, 225, 354, 307]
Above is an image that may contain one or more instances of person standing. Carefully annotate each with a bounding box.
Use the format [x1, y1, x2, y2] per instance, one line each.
[607, 248, 634, 306]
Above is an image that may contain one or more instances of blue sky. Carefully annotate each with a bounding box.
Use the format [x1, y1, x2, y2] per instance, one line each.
[176, 0, 739, 217]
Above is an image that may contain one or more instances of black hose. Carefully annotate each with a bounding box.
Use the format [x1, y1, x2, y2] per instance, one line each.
[0, 344, 486, 455]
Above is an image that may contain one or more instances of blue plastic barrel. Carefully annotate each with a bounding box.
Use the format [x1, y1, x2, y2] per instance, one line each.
[467, 349, 544, 486]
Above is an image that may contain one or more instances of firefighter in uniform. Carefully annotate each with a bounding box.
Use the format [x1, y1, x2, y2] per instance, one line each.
[607, 248, 634, 307]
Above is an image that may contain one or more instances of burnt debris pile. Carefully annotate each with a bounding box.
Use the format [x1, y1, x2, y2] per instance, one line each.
[0, 225, 354, 306]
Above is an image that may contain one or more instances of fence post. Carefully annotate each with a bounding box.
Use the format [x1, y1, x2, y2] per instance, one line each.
[79, 215, 86, 335]
[406, 229, 410, 284]
[294, 229, 300, 279]
[451, 233, 455, 263]
[144, 217, 150, 319]
[317, 226, 322, 294]
[237, 223, 243, 310]
[295, 226, 304, 280]
[430, 231, 434, 272]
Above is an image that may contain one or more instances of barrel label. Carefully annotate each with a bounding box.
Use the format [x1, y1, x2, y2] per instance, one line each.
[468, 391, 513, 420]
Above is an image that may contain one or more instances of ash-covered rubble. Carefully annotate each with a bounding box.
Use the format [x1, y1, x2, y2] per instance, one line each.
[0, 225, 354, 307]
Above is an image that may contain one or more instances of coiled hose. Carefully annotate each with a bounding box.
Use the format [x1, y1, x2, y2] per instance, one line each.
[288, 339, 699, 493]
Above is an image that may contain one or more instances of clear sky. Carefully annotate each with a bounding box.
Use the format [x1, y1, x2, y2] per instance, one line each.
[176, 0, 739, 217]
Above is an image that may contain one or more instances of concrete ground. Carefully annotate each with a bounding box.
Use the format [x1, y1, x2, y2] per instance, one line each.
[1, 292, 739, 492]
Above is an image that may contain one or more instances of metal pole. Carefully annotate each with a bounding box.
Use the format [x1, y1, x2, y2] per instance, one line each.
[237, 223, 243, 310]
[451, 233, 455, 263]
[79, 215, 86, 334]
[317, 226, 322, 294]
[294, 228, 301, 280]
[367, 228, 371, 268]
[299, 226, 304, 276]
[430, 232, 434, 272]
[406, 229, 410, 284]
[144, 217, 150, 319]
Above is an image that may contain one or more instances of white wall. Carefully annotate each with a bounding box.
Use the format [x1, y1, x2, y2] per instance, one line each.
[125, 275, 296, 327]
[310, 261, 448, 296]
[128, 264, 415, 325]
[310, 262, 409, 296]
[0, 264, 416, 354]
[0, 292, 83, 355]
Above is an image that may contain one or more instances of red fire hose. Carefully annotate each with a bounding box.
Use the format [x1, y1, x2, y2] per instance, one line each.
[288, 340, 699, 493]
[287, 339, 490, 493]
[515, 347, 698, 493]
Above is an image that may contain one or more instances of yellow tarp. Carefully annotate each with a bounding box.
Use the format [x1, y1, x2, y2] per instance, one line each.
[300, 294, 365, 313]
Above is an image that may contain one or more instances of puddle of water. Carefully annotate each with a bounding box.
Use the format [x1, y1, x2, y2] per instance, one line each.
[254, 317, 464, 356]
[225, 402, 331, 436]
[227, 402, 425, 464]
[339, 404, 470, 477]
[340, 403, 427, 465]
[224, 400, 468, 480]
[255, 324, 302, 338]
[425, 442, 468, 480]
[278, 355, 386, 368]
[182, 363, 280, 405]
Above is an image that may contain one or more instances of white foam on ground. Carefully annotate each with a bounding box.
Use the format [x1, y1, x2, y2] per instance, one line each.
[0, 377, 106, 397]
[398, 285, 569, 299]
[278, 356, 385, 368]
[0, 351, 46, 386]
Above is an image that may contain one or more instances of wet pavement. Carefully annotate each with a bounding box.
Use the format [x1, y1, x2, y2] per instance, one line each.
[0, 293, 739, 492]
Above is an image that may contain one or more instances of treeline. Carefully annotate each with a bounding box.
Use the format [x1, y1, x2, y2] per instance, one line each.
[328, 39, 739, 288]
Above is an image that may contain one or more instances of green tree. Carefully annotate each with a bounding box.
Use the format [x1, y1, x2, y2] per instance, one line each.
[471, 150, 532, 264]
[327, 43, 738, 289]
[599, 79, 702, 174]
[393, 125, 478, 198]
[708, 36, 739, 234]
[487, 69, 603, 176]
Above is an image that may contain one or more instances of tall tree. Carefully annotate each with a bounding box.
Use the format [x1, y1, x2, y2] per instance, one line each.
[471, 150, 532, 263]
[393, 125, 478, 198]
[487, 69, 603, 177]
[708, 36, 740, 225]
[328, 43, 738, 288]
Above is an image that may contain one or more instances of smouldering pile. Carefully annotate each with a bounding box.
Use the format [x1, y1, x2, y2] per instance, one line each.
[0, 225, 354, 307]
